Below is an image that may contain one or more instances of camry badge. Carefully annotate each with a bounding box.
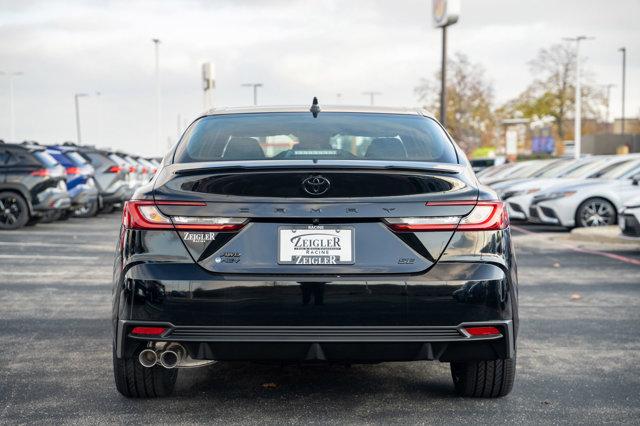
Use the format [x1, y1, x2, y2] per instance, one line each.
[302, 175, 331, 196]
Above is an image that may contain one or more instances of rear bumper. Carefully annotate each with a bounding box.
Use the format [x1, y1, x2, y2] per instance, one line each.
[114, 261, 517, 362]
[69, 184, 99, 207]
[33, 188, 71, 212]
[101, 184, 129, 204]
[117, 319, 515, 362]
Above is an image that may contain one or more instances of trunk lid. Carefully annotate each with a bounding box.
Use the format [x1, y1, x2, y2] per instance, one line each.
[153, 160, 478, 275]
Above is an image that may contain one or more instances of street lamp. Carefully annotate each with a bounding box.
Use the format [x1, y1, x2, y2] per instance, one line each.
[0, 71, 23, 141]
[74, 93, 89, 144]
[241, 83, 263, 106]
[619, 47, 626, 136]
[152, 38, 161, 153]
[362, 91, 381, 106]
[563, 35, 594, 159]
[432, 0, 460, 128]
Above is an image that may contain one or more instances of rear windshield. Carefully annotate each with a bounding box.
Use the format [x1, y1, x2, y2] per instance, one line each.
[174, 112, 458, 164]
[66, 151, 88, 166]
[33, 151, 59, 168]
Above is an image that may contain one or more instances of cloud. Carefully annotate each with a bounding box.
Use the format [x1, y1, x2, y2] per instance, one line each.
[0, 0, 638, 155]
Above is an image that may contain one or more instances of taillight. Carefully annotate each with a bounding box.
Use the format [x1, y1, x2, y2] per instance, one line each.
[463, 326, 502, 337]
[66, 166, 80, 175]
[131, 326, 167, 336]
[384, 201, 509, 232]
[31, 168, 49, 176]
[122, 200, 247, 231]
[129, 166, 136, 173]
[141, 167, 148, 173]
[107, 165, 122, 173]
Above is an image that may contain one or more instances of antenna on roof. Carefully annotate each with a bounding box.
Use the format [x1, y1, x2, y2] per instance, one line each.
[310, 97, 321, 118]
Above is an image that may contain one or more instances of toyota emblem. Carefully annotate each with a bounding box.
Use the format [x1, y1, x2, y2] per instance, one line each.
[302, 175, 331, 196]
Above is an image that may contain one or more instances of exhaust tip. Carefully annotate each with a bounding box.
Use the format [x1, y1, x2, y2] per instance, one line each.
[159, 350, 179, 369]
[138, 349, 157, 368]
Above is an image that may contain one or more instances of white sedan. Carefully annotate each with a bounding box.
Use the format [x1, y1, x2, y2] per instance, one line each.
[619, 192, 640, 238]
[528, 159, 640, 228]
[499, 156, 635, 221]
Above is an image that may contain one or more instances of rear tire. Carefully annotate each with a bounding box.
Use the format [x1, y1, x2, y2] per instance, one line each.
[0, 191, 30, 230]
[74, 200, 99, 218]
[101, 203, 115, 214]
[113, 346, 178, 398]
[40, 210, 61, 223]
[450, 358, 516, 398]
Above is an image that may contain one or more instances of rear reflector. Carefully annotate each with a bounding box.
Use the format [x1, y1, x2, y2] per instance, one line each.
[30, 168, 49, 176]
[463, 326, 502, 337]
[122, 200, 247, 231]
[131, 326, 167, 336]
[384, 201, 509, 232]
[66, 166, 80, 175]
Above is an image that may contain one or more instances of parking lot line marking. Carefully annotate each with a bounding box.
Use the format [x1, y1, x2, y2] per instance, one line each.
[512, 225, 640, 267]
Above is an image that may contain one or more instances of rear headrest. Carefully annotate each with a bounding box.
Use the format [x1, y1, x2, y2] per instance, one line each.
[365, 137, 407, 160]
[222, 137, 265, 160]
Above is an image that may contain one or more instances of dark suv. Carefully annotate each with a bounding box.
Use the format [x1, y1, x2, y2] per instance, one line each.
[112, 106, 518, 398]
[0, 142, 71, 229]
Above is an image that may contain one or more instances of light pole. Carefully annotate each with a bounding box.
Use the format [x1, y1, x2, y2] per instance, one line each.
[0, 71, 23, 141]
[600, 84, 615, 124]
[95, 91, 102, 145]
[432, 0, 459, 128]
[563, 35, 594, 159]
[74, 93, 89, 144]
[619, 47, 626, 136]
[241, 83, 262, 105]
[362, 91, 381, 106]
[152, 38, 161, 153]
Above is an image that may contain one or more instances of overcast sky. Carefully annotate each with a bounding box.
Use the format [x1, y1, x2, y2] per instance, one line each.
[1, 0, 638, 156]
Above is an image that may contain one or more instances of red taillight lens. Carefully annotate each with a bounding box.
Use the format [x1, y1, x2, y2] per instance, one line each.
[107, 165, 122, 173]
[129, 166, 136, 173]
[384, 201, 509, 232]
[141, 167, 148, 173]
[31, 168, 49, 176]
[122, 200, 247, 231]
[131, 326, 167, 336]
[66, 166, 80, 175]
[463, 326, 502, 337]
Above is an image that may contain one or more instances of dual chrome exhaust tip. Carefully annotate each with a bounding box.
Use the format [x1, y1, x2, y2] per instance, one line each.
[138, 344, 185, 369]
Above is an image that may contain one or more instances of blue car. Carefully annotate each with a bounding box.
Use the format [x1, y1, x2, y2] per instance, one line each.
[47, 146, 100, 217]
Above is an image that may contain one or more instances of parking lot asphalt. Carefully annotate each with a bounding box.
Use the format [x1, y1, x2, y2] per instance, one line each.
[1, 214, 639, 424]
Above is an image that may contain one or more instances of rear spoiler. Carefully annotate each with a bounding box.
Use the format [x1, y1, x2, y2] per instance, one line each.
[172, 161, 464, 176]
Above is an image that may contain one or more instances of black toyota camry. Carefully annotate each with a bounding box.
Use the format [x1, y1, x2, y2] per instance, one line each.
[112, 104, 518, 398]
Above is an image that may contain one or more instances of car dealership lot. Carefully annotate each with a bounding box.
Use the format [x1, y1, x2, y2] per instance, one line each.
[1, 216, 639, 424]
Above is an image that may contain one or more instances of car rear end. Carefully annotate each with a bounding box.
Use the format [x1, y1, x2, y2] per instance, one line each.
[25, 147, 71, 215]
[77, 147, 130, 210]
[48, 147, 99, 215]
[112, 108, 518, 398]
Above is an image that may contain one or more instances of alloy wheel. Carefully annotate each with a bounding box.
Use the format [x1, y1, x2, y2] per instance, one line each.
[579, 199, 615, 227]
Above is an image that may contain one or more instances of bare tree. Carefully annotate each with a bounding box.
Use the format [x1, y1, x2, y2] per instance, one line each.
[501, 43, 605, 139]
[415, 53, 495, 153]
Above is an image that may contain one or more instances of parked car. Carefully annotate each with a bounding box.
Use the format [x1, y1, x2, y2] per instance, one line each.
[470, 156, 505, 173]
[529, 158, 640, 228]
[0, 142, 70, 229]
[71, 145, 130, 213]
[498, 156, 634, 221]
[479, 159, 561, 186]
[619, 192, 640, 238]
[47, 146, 100, 218]
[112, 105, 518, 398]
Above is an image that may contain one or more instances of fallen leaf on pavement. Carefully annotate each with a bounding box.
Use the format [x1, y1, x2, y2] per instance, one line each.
[570, 293, 582, 301]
